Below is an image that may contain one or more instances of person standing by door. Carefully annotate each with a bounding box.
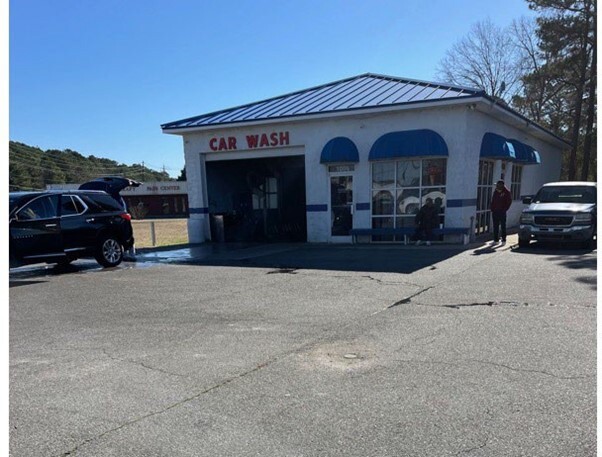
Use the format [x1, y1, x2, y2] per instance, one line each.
[414, 197, 438, 246]
[490, 180, 512, 244]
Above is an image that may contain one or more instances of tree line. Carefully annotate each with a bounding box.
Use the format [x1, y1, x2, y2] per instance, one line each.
[9, 141, 173, 191]
[437, 0, 596, 181]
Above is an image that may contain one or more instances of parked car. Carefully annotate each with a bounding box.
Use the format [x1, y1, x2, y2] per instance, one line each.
[518, 181, 597, 248]
[9, 190, 135, 268]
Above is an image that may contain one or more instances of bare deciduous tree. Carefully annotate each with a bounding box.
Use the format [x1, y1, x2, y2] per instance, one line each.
[435, 18, 524, 102]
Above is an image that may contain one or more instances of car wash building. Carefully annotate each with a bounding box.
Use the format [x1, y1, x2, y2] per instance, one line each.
[161, 73, 569, 244]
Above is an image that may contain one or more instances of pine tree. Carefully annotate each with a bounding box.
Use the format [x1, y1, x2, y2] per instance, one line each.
[520, 0, 596, 180]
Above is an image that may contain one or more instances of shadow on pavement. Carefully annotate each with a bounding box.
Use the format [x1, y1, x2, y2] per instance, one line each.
[8, 260, 137, 283]
[510, 241, 597, 290]
[136, 242, 471, 274]
[9, 280, 48, 288]
[511, 240, 596, 262]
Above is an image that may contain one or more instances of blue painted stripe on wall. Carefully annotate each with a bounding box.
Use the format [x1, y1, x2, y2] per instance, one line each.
[189, 207, 209, 214]
[447, 199, 477, 208]
[306, 204, 328, 212]
[356, 202, 370, 210]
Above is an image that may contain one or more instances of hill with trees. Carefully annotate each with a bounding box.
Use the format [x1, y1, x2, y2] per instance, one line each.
[9, 141, 173, 191]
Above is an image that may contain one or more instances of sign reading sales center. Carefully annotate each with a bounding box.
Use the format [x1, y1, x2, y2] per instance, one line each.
[209, 131, 290, 152]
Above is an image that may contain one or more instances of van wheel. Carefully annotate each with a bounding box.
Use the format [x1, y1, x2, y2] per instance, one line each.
[95, 236, 123, 267]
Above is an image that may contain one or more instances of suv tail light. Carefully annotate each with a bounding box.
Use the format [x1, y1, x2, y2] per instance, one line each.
[120, 213, 132, 221]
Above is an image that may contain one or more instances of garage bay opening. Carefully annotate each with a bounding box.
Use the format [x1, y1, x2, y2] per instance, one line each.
[206, 155, 307, 242]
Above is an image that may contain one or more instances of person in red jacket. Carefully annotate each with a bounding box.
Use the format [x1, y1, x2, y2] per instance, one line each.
[490, 180, 512, 244]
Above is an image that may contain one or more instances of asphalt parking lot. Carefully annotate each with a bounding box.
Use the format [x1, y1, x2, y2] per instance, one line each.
[9, 236, 597, 456]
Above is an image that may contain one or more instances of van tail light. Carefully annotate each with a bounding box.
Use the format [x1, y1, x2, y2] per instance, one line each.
[120, 213, 132, 221]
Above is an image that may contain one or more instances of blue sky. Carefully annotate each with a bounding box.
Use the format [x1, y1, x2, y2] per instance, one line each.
[9, 0, 535, 179]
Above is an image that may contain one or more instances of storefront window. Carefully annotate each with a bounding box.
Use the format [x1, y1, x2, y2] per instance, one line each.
[372, 190, 394, 215]
[371, 158, 447, 241]
[372, 162, 395, 189]
[422, 159, 446, 186]
[396, 160, 421, 187]
[396, 188, 420, 215]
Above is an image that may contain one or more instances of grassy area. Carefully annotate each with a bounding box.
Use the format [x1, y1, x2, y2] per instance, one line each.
[132, 218, 189, 249]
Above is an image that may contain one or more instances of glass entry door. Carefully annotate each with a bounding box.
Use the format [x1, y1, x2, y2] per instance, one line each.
[330, 175, 353, 241]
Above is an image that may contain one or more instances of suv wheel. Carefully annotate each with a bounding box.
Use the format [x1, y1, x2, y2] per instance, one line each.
[518, 238, 530, 248]
[95, 236, 123, 267]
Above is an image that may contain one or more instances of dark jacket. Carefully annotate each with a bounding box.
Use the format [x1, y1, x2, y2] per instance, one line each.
[415, 204, 439, 229]
[491, 186, 512, 213]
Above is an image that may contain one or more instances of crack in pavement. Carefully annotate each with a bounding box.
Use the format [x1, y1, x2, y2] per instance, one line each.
[386, 287, 434, 309]
[359, 275, 424, 287]
[409, 300, 596, 311]
[275, 270, 424, 288]
[57, 358, 273, 457]
[463, 358, 594, 380]
[57, 339, 325, 457]
[393, 358, 594, 380]
[102, 350, 188, 378]
[455, 408, 493, 455]
[375, 247, 516, 314]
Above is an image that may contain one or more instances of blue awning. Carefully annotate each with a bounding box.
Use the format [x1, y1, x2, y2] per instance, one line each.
[320, 137, 359, 163]
[509, 140, 541, 164]
[480, 133, 541, 165]
[525, 145, 541, 164]
[480, 132, 516, 160]
[369, 129, 448, 160]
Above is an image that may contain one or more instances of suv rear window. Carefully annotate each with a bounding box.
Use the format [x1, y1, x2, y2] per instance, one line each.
[80, 193, 124, 212]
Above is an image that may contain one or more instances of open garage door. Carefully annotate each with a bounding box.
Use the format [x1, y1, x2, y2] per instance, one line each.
[206, 155, 306, 242]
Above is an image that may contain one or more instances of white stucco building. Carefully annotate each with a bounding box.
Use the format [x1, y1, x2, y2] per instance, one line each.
[162, 73, 568, 244]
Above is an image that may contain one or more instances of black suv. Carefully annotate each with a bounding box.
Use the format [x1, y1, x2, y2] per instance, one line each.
[518, 181, 597, 248]
[10, 190, 135, 268]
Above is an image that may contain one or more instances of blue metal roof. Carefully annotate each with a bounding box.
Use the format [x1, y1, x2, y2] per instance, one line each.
[161, 73, 484, 130]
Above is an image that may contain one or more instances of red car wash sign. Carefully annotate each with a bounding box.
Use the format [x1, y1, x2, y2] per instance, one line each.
[209, 131, 290, 151]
